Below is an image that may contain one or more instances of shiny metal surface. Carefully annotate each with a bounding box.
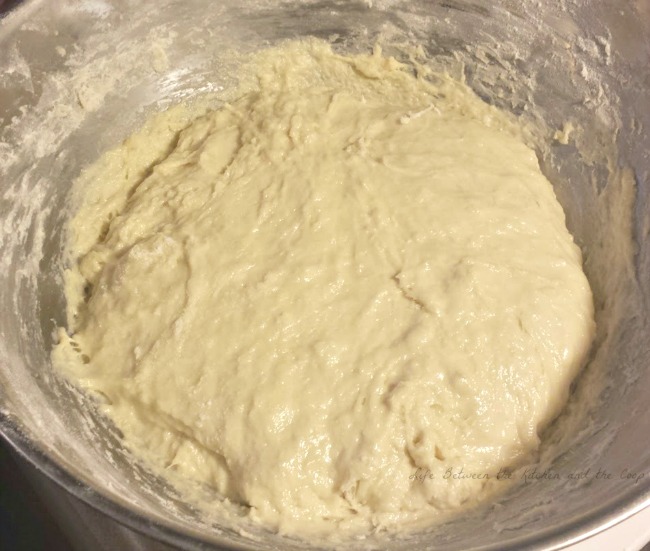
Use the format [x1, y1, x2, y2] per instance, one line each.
[0, 1, 649, 549]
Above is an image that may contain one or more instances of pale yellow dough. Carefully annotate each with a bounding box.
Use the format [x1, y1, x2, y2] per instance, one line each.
[54, 41, 595, 535]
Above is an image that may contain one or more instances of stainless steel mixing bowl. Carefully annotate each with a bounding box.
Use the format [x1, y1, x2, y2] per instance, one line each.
[1, 1, 649, 549]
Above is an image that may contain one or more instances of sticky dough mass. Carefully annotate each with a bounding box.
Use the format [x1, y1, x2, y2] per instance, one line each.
[55, 41, 595, 534]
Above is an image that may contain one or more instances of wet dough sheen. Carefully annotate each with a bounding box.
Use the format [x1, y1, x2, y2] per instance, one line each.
[55, 41, 595, 535]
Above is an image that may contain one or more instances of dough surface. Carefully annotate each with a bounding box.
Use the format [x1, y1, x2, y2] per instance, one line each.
[54, 41, 595, 535]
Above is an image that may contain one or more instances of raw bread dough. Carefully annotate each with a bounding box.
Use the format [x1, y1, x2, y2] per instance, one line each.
[54, 41, 595, 535]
